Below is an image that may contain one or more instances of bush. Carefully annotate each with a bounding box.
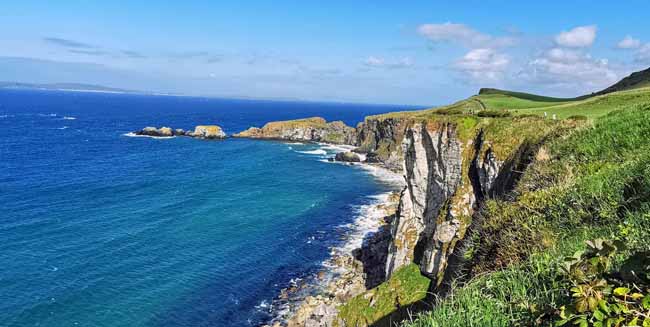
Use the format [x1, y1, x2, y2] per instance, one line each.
[435, 108, 464, 115]
[567, 115, 589, 121]
[477, 110, 512, 118]
[555, 239, 650, 327]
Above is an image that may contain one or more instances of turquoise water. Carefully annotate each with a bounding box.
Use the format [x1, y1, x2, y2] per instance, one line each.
[0, 90, 414, 326]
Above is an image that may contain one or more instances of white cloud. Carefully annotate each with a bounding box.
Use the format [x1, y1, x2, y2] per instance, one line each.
[454, 48, 510, 81]
[617, 35, 641, 49]
[417, 22, 516, 48]
[523, 48, 618, 89]
[554, 25, 597, 48]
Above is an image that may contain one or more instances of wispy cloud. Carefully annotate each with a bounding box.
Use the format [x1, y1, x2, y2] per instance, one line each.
[43, 37, 97, 49]
[68, 49, 111, 56]
[121, 50, 146, 59]
[363, 56, 413, 69]
[617, 36, 641, 49]
[417, 23, 516, 48]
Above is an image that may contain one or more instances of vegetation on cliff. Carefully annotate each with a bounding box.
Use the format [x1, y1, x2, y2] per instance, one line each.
[403, 103, 650, 326]
[330, 68, 650, 327]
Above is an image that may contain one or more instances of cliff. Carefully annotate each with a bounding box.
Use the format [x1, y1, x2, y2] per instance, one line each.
[233, 117, 357, 144]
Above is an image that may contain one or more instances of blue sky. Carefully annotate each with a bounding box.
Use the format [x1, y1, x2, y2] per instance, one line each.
[1, 1, 649, 105]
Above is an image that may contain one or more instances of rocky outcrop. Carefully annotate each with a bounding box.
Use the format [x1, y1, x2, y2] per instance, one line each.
[137, 126, 176, 137]
[355, 117, 411, 171]
[233, 117, 357, 145]
[133, 125, 226, 139]
[335, 152, 361, 163]
[188, 125, 227, 139]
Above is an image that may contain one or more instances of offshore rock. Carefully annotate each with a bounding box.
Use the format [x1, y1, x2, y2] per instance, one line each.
[135, 126, 175, 137]
[233, 117, 357, 145]
[189, 125, 227, 139]
[334, 151, 361, 163]
[133, 125, 226, 139]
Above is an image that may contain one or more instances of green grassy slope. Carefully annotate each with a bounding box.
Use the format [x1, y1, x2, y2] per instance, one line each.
[478, 88, 578, 102]
[403, 104, 650, 327]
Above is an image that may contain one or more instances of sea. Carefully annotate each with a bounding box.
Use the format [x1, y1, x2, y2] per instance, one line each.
[0, 89, 418, 327]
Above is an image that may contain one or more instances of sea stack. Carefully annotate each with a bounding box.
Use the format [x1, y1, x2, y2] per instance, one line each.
[233, 117, 357, 145]
[133, 125, 227, 139]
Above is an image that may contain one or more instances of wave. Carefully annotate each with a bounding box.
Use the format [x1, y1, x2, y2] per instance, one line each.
[63, 116, 77, 120]
[296, 149, 327, 155]
[122, 132, 175, 139]
[57, 126, 69, 130]
[38, 113, 57, 117]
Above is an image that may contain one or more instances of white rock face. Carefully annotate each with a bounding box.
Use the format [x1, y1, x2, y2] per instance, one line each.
[385, 123, 463, 280]
[385, 123, 504, 285]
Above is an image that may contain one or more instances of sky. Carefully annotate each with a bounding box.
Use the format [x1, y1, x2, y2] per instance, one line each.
[1, 1, 650, 105]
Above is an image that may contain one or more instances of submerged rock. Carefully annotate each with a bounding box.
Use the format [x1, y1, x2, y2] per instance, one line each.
[334, 151, 361, 163]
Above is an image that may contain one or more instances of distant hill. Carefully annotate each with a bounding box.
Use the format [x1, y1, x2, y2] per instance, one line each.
[477, 88, 576, 102]
[0, 81, 138, 93]
[590, 66, 650, 96]
[478, 66, 650, 102]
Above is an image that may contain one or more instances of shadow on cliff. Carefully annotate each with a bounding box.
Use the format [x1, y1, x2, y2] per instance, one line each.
[352, 214, 393, 289]
[369, 300, 434, 327]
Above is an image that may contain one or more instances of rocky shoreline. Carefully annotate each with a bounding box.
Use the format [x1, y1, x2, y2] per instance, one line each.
[264, 165, 403, 327]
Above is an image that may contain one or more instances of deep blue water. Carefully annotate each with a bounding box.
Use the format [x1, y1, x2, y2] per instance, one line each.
[0, 90, 417, 327]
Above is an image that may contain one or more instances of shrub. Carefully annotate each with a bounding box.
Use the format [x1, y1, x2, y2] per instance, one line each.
[477, 110, 512, 118]
[567, 115, 589, 121]
[555, 239, 650, 327]
[435, 108, 464, 115]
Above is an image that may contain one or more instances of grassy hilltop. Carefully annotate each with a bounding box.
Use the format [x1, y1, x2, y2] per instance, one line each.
[336, 69, 650, 326]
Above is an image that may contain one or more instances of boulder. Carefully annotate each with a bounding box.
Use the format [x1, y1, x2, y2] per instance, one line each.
[364, 152, 381, 163]
[173, 128, 186, 136]
[192, 125, 227, 139]
[137, 126, 173, 137]
[158, 127, 173, 137]
[139, 126, 160, 136]
[335, 151, 361, 163]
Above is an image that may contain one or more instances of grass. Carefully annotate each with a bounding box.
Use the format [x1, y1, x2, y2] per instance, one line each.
[337, 264, 431, 326]
[402, 104, 650, 327]
[513, 87, 650, 119]
[476, 94, 573, 111]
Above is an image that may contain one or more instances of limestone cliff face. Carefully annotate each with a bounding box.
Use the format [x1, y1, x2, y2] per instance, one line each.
[233, 117, 357, 145]
[385, 122, 503, 286]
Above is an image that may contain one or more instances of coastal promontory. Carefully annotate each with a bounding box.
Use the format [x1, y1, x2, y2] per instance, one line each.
[233, 117, 357, 144]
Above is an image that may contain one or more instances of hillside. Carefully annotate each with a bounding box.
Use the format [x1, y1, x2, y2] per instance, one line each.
[592, 66, 650, 96]
[317, 68, 650, 327]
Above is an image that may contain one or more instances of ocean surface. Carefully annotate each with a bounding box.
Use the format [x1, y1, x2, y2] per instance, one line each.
[0, 90, 417, 327]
